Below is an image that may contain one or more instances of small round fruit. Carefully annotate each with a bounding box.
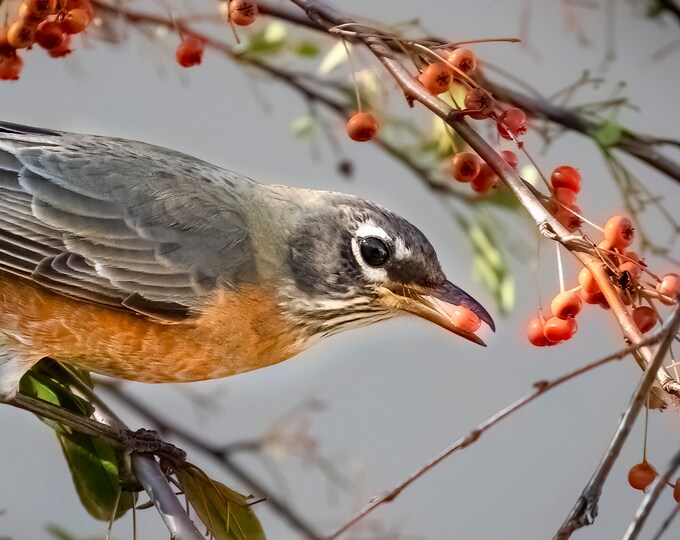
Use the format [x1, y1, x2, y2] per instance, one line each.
[463, 88, 495, 119]
[604, 215, 635, 250]
[447, 47, 477, 75]
[470, 163, 498, 193]
[229, 0, 258, 26]
[497, 108, 527, 139]
[578, 267, 600, 294]
[551, 166, 581, 192]
[674, 478, 680, 504]
[19, 3, 48, 24]
[449, 306, 481, 333]
[35, 21, 67, 50]
[346, 112, 378, 142]
[554, 187, 577, 206]
[551, 292, 582, 319]
[7, 21, 35, 49]
[527, 318, 550, 346]
[618, 261, 641, 279]
[418, 62, 453, 95]
[597, 240, 613, 252]
[632, 306, 657, 333]
[501, 150, 518, 169]
[580, 289, 605, 306]
[24, 0, 57, 17]
[657, 273, 680, 305]
[543, 316, 577, 343]
[628, 461, 657, 491]
[62, 8, 91, 34]
[0, 53, 22, 81]
[176, 36, 204, 68]
[450, 152, 480, 183]
[553, 204, 582, 232]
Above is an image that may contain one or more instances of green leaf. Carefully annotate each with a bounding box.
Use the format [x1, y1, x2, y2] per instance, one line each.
[290, 115, 316, 138]
[246, 21, 288, 56]
[176, 464, 266, 540]
[593, 120, 622, 148]
[295, 41, 320, 57]
[46, 524, 105, 540]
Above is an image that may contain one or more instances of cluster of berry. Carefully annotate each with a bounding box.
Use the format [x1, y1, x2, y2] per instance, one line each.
[0, 0, 93, 80]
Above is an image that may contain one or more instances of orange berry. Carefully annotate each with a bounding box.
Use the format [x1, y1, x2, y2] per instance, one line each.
[527, 317, 550, 346]
[35, 21, 67, 50]
[551, 292, 582, 319]
[578, 267, 600, 294]
[446, 47, 477, 75]
[0, 53, 22, 81]
[628, 461, 657, 491]
[62, 8, 91, 34]
[449, 306, 481, 333]
[7, 21, 35, 49]
[19, 3, 48, 24]
[604, 215, 635, 250]
[554, 187, 577, 206]
[597, 240, 613, 252]
[579, 289, 605, 306]
[450, 152, 480, 183]
[657, 273, 679, 305]
[229, 0, 258, 26]
[47, 33, 71, 57]
[463, 88, 495, 119]
[470, 163, 498, 193]
[543, 316, 577, 342]
[24, 0, 57, 17]
[618, 261, 642, 280]
[346, 112, 378, 142]
[551, 166, 582, 192]
[176, 36, 204, 68]
[674, 478, 680, 504]
[553, 204, 582, 232]
[418, 62, 453, 95]
[632, 306, 657, 333]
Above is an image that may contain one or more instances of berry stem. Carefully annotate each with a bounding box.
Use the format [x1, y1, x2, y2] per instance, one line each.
[434, 37, 522, 48]
[556, 241, 565, 294]
[643, 391, 649, 462]
[342, 38, 363, 113]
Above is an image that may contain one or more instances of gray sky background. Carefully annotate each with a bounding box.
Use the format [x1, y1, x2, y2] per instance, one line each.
[1, 1, 680, 539]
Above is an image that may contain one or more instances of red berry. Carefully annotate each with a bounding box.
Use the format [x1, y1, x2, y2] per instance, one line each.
[176, 36, 204, 68]
[418, 62, 453, 95]
[501, 150, 518, 169]
[346, 112, 378, 142]
[527, 318, 550, 346]
[632, 306, 657, 333]
[446, 47, 477, 75]
[25, 0, 57, 17]
[35, 21, 67, 50]
[47, 33, 72, 57]
[19, 3, 48, 24]
[554, 187, 577, 206]
[618, 261, 642, 280]
[450, 152, 480, 183]
[7, 21, 35, 49]
[62, 8, 91, 34]
[449, 306, 481, 333]
[578, 267, 600, 294]
[580, 289, 605, 306]
[604, 216, 635, 250]
[674, 478, 680, 504]
[551, 292, 582, 319]
[551, 166, 582, 192]
[657, 273, 680, 305]
[463, 88, 495, 119]
[229, 0, 258, 26]
[628, 461, 657, 491]
[0, 53, 22, 81]
[543, 316, 577, 343]
[470, 163, 498, 193]
[553, 204, 582, 232]
[497, 108, 526, 140]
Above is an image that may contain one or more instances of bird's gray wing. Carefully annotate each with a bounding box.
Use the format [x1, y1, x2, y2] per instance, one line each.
[0, 121, 257, 322]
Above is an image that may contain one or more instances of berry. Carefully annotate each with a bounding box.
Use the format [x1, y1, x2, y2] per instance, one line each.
[674, 478, 680, 504]
[35, 21, 67, 50]
[176, 36, 204, 68]
[450, 152, 480, 183]
[497, 108, 526, 140]
[553, 204, 582, 232]
[229, 0, 258, 26]
[446, 47, 477, 75]
[418, 62, 453, 95]
[463, 88, 495, 119]
[47, 33, 72, 57]
[449, 306, 481, 333]
[346, 112, 378, 142]
[618, 261, 641, 280]
[543, 316, 577, 343]
[7, 21, 35, 49]
[604, 216, 635, 250]
[25, 0, 57, 17]
[551, 166, 581, 192]
[527, 318, 550, 346]
[628, 461, 657, 491]
[597, 240, 613, 252]
[580, 289, 605, 306]
[19, 3, 48, 24]
[657, 273, 680, 305]
[62, 8, 91, 34]
[554, 187, 577, 206]
[551, 292, 582, 319]
[0, 53, 22, 81]
[578, 267, 600, 294]
[632, 306, 656, 333]
[470, 163, 498, 193]
[501, 150, 518, 169]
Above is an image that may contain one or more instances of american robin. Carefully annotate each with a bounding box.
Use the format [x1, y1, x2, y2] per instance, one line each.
[0, 121, 494, 399]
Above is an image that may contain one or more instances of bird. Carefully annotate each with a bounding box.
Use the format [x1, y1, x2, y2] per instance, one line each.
[0, 120, 494, 399]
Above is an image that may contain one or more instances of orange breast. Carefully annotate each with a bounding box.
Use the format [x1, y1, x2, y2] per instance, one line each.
[0, 274, 307, 383]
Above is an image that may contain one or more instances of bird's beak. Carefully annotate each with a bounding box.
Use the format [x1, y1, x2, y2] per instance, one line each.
[381, 280, 495, 346]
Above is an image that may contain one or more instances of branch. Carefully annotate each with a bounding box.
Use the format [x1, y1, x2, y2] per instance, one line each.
[3, 392, 204, 540]
[555, 301, 680, 539]
[327, 327, 668, 538]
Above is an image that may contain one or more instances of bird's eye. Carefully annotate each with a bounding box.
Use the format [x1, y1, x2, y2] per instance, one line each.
[359, 237, 390, 267]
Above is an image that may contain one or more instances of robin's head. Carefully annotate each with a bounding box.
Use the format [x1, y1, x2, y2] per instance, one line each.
[282, 194, 495, 345]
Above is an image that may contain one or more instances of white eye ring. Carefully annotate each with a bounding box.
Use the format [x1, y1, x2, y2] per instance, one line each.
[352, 223, 391, 282]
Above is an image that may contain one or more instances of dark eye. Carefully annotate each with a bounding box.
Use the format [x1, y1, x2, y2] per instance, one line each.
[359, 237, 390, 267]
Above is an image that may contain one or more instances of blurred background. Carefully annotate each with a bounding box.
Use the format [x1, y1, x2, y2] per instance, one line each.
[1, 0, 680, 538]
